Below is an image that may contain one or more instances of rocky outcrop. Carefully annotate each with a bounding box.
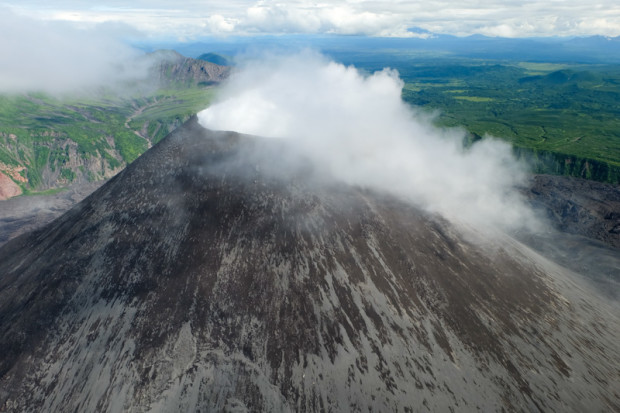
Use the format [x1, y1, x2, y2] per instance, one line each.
[0, 117, 618, 412]
[0, 160, 25, 200]
[0, 163, 27, 185]
[152, 50, 231, 86]
[512, 146, 620, 185]
[0, 172, 21, 200]
[29, 138, 124, 190]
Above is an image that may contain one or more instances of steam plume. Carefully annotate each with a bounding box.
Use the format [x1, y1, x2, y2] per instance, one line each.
[198, 51, 536, 231]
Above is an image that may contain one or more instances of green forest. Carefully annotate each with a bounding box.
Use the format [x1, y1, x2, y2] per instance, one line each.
[331, 49, 620, 182]
[396, 59, 620, 182]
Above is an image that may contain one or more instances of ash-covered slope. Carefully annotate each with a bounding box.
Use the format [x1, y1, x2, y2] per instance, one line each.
[0, 117, 619, 412]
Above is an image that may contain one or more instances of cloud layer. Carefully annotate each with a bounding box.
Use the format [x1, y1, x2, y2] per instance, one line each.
[3, 0, 620, 38]
[198, 52, 536, 231]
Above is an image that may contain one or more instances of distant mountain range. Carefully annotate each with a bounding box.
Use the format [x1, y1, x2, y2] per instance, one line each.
[143, 34, 620, 64]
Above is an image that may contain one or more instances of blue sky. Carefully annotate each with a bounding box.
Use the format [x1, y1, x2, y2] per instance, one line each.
[2, 0, 620, 39]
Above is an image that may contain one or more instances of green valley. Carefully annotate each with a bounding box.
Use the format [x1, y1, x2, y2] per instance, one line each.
[0, 89, 214, 194]
[398, 60, 620, 182]
[332, 50, 620, 183]
[0, 53, 225, 196]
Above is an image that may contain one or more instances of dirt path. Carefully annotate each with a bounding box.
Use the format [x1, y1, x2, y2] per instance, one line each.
[124, 100, 161, 149]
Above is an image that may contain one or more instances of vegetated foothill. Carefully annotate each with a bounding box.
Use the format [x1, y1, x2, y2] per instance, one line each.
[0, 52, 228, 197]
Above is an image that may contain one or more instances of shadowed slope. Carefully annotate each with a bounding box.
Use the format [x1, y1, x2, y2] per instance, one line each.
[0, 117, 618, 412]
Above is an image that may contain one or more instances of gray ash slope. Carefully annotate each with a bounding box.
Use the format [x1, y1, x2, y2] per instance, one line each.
[1, 117, 619, 412]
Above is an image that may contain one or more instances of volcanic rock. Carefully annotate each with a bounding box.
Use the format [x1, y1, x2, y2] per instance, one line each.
[151, 50, 231, 86]
[524, 174, 620, 249]
[0, 116, 618, 412]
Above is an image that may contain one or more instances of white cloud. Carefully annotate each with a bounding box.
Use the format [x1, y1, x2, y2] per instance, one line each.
[478, 23, 519, 38]
[245, 3, 323, 33]
[4, 0, 620, 38]
[198, 52, 537, 231]
[318, 7, 418, 37]
[0, 7, 151, 94]
[206, 14, 237, 34]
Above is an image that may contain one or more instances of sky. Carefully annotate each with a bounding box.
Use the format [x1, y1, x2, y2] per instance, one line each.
[2, 0, 620, 39]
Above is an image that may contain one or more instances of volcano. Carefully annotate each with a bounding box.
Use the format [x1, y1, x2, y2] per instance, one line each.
[0, 116, 618, 412]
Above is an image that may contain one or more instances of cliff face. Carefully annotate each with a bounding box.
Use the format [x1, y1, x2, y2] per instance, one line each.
[0, 117, 618, 412]
[39, 137, 124, 187]
[0, 157, 27, 199]
[0, 131, 124, 194]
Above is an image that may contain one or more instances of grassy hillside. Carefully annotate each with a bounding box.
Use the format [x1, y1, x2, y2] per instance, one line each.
[0, 51, 228, 196]
[0, 88, 214, 193]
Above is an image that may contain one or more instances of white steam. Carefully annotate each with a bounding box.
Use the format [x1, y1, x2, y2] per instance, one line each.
[198, 52, 536, 231]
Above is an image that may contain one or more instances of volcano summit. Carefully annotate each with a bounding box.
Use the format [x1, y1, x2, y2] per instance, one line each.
[0, 117, 618, 412]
